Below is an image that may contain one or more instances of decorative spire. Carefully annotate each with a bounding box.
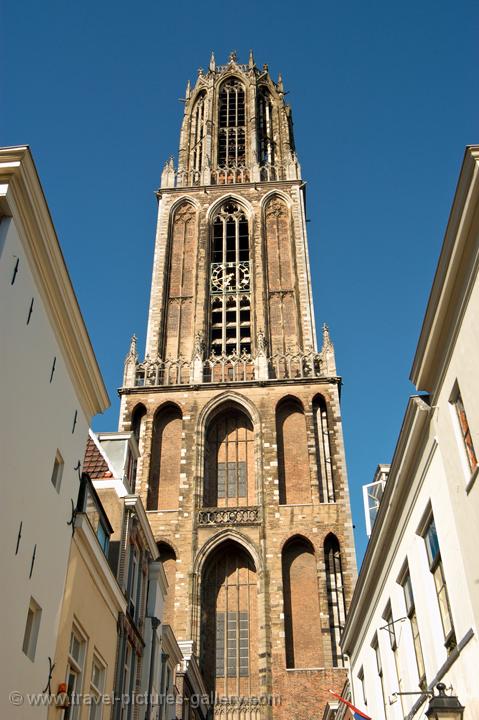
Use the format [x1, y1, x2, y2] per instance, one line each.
[277, 73, 284, 93]
[127, 334, 138, 360]
[248, 49, 255, 68]
[185, 79, 191, 99]
[322, 323, 332, 349]
[209, 51, 216, 72]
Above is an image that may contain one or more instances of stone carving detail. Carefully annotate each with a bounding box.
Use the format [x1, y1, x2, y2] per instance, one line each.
[131, 347, 323, 388]
[256, 329, 267, 356]
[193, 332, 205, 360]
[198, 506, 261, 526]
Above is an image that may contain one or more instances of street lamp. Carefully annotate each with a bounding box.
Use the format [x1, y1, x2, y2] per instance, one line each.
[425, 683, 465, 720]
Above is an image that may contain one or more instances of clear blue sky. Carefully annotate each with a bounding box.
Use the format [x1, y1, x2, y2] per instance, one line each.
[2, 0, 478, 562]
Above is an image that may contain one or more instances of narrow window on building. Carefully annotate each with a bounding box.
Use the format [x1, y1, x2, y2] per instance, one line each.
[89, 655, 106, 720]
[209, 202, 251, 357]
[257, 87, 275, 168]
[383, 603, 404, 709]
[126, 544, 140, 621]
[130, 403, 146, 493]
[450, 385, 477, 477]
[190, 91, 206, 173]
[313, 395, 335, 502]
[22, 597, 42, 661]
[401, 569, 426, 690]
[371, 634, 388, 719]
[422, 515, 456, 651]
[324, 534, 346, 667]
[120, 641, 135, 720]
[217, 79, 246, 169]
[358, 666, 367, 707]
[64, 626, 87, 720]
[50, 450, 64, 492]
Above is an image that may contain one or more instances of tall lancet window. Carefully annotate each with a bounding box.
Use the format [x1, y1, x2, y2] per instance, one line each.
[190, 91, 206, 173]
[257, 88, 275, 167]
[324, 534, 346, 667]
[210, 202, 251, 356]
[217, 79, 246, 168]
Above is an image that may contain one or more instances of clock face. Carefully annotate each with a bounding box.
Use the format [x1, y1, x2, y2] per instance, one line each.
[211, 262, 250, 293]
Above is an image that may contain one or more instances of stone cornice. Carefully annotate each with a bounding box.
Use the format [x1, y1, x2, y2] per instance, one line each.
[0, 146, 109, 419]
[411, 145, 479, 396]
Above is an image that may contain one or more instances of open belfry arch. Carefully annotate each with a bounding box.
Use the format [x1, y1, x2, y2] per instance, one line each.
[119, 51, 356, 719]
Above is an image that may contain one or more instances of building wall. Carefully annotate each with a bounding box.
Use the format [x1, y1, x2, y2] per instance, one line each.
[348, 433, 479, 720]
[47, 526, 123, 720]
[0, 214, 94, 719]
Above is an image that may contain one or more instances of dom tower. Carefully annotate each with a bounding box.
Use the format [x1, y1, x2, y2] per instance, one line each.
[120, 52, 357, 719]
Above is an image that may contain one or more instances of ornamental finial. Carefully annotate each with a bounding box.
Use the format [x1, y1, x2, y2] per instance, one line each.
[248, 49, 255, 68]
[209, 51, 216, 72]
[322, 323, 332, 349]
[127, 334, 138, 361]
[228, 50, 237, 63]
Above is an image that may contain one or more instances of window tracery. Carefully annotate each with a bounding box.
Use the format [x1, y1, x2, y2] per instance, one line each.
[217, 79, 246, 169]
[210, 202, 251, 356]
[190, 91, 206, 172]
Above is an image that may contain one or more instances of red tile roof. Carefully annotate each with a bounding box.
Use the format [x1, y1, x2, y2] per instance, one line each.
[83, 436, 110, 479]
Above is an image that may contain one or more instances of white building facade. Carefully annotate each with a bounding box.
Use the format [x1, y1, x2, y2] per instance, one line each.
[341, 145, 479, 720]
[0, 146, 109, 718]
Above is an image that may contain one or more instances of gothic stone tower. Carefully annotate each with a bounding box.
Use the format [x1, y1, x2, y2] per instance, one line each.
[119, 51, 357, 720]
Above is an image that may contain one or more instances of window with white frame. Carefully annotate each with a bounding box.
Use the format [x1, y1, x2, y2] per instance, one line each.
[422, 514, 456, 651]
[64, 626, 87, 720]
[89, 654, 106, 720]
[127, 544, 140, 621]
[22, 597, 42, 661]
[400, 568, 427, 690]
[51, 450, 64, 492]
[120, 641, 136, 720]
[450, 385, 478, 477]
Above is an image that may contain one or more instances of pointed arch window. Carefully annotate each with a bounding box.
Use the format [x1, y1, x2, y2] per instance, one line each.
[313, 395, 335, 502]
[190, 91, 206, 173]
[210, 202, 251, 356]
[324, 534, 346, 667]
[201, 542, 258, 697]
[257, 87, 275, 167]
[204, 407, 255, 507]
[218, 79, 246, 168]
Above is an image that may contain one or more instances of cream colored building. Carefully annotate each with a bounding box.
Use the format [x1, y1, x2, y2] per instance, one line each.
[48, 476, 126, 720]
[0, 146, 109, 719]
[341, 146, 479, 719]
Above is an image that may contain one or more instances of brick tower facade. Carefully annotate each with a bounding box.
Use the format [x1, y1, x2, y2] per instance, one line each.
[119, 51, 357, 720]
